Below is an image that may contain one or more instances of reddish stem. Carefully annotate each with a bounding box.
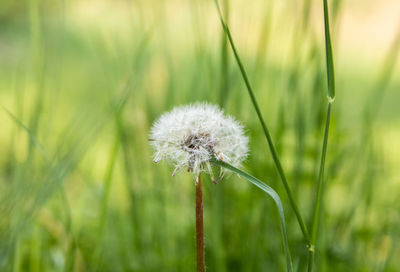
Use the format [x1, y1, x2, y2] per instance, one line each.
[196, 175, 205, 272]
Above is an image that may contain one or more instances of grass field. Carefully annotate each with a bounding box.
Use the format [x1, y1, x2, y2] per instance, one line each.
[1, 0, 400, 271]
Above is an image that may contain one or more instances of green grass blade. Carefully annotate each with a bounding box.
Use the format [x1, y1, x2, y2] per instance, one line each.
[210, 158, 293, 272]
[323, 0, 335, 100]
[311, 103, 332, 243]
[2, 106, 47, 160]
[213, 0, 310, 244]
[308, 0, 336, 269]
[308, 103, 332, 271]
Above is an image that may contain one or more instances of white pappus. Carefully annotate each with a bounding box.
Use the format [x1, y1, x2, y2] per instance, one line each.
[149, 102, 248, 182]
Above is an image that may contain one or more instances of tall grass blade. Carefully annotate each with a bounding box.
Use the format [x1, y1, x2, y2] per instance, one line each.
[308, 0, 336, 270]
[308, 103, 332, 271]
[311, 104, 332, 243]
[213, 0, 310, 244]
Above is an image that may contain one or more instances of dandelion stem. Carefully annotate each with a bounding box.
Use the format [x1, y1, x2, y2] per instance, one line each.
[196, 175, 205, 272]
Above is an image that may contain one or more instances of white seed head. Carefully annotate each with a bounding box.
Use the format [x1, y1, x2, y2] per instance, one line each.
[150, 103, 249, 179]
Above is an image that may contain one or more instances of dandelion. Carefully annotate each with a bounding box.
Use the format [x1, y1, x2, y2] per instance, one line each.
[150, 102, 248, 272]
[150, 102, 248, 182]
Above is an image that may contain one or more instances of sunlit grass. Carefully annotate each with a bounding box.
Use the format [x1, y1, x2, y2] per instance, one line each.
[0, 0, 399, 271]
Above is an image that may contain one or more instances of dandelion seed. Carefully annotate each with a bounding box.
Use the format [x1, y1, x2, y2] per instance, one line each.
[149, 102, 248, 180]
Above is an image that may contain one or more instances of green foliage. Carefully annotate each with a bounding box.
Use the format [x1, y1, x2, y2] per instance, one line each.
[0, 0, 399, 271]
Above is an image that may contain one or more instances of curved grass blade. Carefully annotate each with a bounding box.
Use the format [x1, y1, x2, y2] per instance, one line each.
[210, 158, 293, 272]
[213, 0, 310, 244]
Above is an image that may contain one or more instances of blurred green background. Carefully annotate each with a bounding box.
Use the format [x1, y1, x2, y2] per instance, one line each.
[0, 0, 399, 271]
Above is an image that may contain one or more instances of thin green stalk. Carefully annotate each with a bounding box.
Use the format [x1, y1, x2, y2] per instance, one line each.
[322, 0, 335, 101]
[308, 0, 336, 269]
[213, 0, 310, 244]
[210, 158, 293, 272]
[308, 103, 332, 271]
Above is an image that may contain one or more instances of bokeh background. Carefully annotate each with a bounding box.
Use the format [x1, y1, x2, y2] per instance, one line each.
[0, 0, 399, 271]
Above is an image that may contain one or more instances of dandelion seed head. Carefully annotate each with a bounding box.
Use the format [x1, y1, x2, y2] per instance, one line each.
[150, 103, 249, 178]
